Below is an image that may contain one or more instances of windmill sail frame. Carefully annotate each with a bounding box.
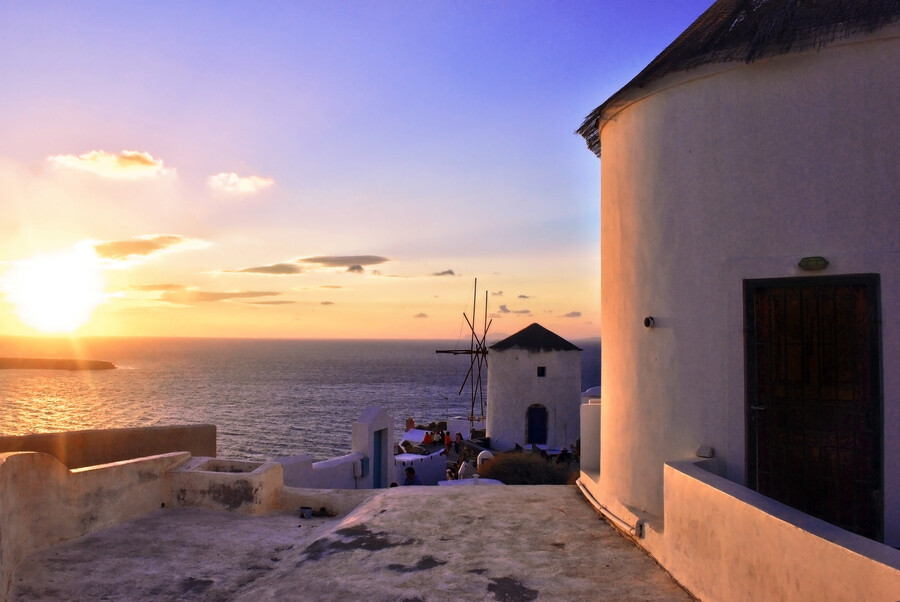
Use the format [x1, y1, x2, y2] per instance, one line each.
[436, 279, 492, 434]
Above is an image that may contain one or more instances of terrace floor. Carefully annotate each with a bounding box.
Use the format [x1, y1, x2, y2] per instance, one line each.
[12, 485, 693, 601]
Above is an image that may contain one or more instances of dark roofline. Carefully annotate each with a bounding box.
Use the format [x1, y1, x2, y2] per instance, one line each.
[577, 0, 900, 158]
[489, 323, 581, 353]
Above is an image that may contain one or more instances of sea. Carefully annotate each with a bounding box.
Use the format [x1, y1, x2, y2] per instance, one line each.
[0, 337, 600, 461]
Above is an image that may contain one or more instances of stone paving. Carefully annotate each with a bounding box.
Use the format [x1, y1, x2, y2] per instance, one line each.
[12, 485, 694, 601]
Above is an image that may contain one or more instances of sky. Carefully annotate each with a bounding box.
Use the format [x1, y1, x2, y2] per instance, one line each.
[0, 1, 712, 341]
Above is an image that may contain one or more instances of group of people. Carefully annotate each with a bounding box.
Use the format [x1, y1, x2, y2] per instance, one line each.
[422, 430, 464, 455]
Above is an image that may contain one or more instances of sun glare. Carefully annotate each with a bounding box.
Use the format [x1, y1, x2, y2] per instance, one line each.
[3, 246, 106, 333]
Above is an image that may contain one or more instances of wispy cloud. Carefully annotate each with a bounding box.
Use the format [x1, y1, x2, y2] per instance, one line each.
[562, 311, 582, 318]
[299, 255, 390, 274]
[94, 234, 205, 260]
[245, 300, 295, 305]
[492, 291, 504, 296]
[229, 263, 304, 275]
[414, 312, 428, 318]
[129, 283, 186, 292]
[518, 294, 531, 299]
[160, 289, 281, 305]
[300, 256, 389, 268]
[208, 172, 274, 194]
[497, 304, 531, 315]
[433, 269, 455, 276]
[48, 150, 172, 179]
[321, 301, 335, 305]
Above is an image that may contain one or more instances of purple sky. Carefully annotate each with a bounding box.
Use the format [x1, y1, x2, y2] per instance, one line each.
[0, 1, 712, 339]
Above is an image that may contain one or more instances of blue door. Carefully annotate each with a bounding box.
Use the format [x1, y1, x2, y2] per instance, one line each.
[373, 428, 385, 488]
[526, 404, 548, 445]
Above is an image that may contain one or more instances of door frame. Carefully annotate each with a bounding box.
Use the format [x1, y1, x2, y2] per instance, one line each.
[743, 273, 883, 539]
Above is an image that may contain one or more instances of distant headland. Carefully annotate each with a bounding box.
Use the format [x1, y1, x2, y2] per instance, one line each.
[0, 358, 116, 371]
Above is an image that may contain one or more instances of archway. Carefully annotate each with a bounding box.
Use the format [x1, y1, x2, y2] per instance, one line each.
[526, 404, 548, 445]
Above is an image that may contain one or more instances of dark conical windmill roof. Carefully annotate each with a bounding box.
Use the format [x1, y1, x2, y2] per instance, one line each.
[577, 0, 900, 157]
[489, 323, 581, 352]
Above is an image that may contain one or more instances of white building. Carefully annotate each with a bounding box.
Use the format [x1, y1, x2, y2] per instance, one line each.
[576, 0, 900, 598]
[486, 323, 581, 451]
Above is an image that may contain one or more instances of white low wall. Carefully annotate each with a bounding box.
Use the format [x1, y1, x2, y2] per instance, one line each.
[656, 461, 900, 600]
[447, 417, 484, 439]
[275, 452, 366, 489]
[394, 450, 448, 486]
[582, 460, 900, 600]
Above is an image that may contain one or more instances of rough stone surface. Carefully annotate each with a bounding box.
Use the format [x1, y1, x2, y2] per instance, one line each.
[11, 485, 693, 601]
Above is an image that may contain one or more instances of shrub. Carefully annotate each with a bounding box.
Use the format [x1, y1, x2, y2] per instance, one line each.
[477, 451, 573, 485]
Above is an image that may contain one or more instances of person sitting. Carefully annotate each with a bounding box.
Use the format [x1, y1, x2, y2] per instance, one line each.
[403, 466, 422, 486]
[423, 432, 433, 445]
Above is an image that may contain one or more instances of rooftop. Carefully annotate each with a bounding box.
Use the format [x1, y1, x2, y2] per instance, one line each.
[12, 485, 692, 601]
[490, 323, 581, 353]
[577, 0, 900, 157]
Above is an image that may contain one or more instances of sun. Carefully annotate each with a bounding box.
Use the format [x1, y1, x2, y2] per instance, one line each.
[3, 246, 106, 333]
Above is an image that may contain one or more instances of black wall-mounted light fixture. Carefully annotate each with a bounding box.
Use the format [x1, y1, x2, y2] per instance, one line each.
[643, 316, 655, 328]
[798, 256, 829, 271]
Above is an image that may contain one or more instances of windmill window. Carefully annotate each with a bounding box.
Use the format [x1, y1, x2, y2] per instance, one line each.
[537, 366, 546, 378]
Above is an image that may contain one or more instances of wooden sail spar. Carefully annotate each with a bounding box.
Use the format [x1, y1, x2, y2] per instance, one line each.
[436, 279, 492, 429]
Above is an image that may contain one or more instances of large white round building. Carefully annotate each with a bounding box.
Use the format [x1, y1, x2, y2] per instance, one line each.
[576, 1, 900, 597]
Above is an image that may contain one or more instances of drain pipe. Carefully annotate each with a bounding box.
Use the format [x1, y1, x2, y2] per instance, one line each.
[576, 478, 644, 539]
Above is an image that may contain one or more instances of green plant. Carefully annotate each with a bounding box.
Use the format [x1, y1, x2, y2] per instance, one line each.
[477, 452, 573, 485]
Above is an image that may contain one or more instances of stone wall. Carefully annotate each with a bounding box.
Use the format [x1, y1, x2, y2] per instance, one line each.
[0, 451, 190, 601]
[0, 424, 216, 469]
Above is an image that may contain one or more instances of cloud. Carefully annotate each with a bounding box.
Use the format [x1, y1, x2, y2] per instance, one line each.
[160, 289, 281, 305]
[48, 150, 171, 179]
[245, 300, 295, 305]
[208, 172, 275, 194]
[492, 291, 503, 296]
[497, 304, 530, 315]
[94, 235, 204, 260]
[321, 301, 335, 305]
[414, 313, 428, 318]
[563, 311, 582, 318]
[347, 264, 364, 273]
[518, 294, 531, 299]
[230, 263, 303, 275]
[129, 284, 186, 292]
[300, 256, 389, 268]
[320, 285, 342, 289]
[433, 269, 455, 276]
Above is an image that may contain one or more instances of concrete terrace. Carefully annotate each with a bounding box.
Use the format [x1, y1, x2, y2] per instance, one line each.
[11, 485, 693, 601]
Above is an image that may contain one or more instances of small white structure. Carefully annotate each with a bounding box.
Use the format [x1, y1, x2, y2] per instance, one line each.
[276, 406, 394, 489]
[486, 323, 581, 451]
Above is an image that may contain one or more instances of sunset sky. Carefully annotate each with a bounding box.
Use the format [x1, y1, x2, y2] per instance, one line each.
[0, 1, 711, 340]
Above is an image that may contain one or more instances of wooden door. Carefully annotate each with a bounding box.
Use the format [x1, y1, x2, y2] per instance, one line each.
[745, 275, 882, 540]
[526, 404, 548, 445]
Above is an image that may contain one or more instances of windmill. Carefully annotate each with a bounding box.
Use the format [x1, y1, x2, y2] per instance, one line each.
[436, 279, 492, 435]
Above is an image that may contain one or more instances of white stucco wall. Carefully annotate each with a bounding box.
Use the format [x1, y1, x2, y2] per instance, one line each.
[487, 348, 581, 451]
[588, 27, 900, 544]
[655, 461, 900, 601]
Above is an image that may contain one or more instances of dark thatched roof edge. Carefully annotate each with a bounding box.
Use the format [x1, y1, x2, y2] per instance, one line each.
[576, 0, 900, 158]
[489, 323, 581, 353]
